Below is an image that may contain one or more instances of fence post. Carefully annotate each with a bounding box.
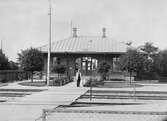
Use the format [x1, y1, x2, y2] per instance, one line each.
[42, 109, 47, 121]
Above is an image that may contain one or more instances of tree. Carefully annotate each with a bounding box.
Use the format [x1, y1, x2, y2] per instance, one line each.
[52, 64, 66, 78]
[118, 49, 144, 72]
[160, 50, 167, 76]
[140, 42, 158, 65]
[140, 42, 158, 56]
[140, 42, 159, 75]
[154, 50, 167, 76]
[98, 61, 111, 81]
[18, 48, 43, 82]
[117, 46, 160, 80]
[117, 49, 145, 79]
[0, 50, 19, 70]
[8, 61, 18, 70]
[0, 50, 9, 70]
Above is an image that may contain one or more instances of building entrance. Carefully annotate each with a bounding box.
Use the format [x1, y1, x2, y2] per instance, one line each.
[75, 57, 98, 76]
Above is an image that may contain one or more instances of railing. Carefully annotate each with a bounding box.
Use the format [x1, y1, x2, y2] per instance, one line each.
[49, 76, 73, 86]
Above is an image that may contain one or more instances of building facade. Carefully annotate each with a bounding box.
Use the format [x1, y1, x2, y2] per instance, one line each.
[40, 28, 127, 77]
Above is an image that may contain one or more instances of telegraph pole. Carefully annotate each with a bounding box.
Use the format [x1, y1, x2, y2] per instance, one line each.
[70, 21, 73, 36]
[126, 42, 136, 100]
[1, 40, 3, 52]
[47, 0, 52, 86]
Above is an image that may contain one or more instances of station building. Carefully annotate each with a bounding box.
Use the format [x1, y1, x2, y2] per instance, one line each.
[40, 28, 127, 78]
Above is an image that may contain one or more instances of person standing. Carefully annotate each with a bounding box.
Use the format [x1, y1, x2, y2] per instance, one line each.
[76, 69, 81, 87]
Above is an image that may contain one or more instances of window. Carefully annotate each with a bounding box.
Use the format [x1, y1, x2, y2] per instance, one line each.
[53, 57, 61, 64]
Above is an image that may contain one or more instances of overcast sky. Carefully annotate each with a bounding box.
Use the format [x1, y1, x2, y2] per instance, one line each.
[0, 0, 167, 61]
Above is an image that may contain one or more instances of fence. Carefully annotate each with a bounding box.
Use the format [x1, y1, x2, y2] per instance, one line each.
[0, 70, 28, 82]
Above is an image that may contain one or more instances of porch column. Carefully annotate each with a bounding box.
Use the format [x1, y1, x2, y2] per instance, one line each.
[68, 57, 76, 76]
[81, 57, 83, 72]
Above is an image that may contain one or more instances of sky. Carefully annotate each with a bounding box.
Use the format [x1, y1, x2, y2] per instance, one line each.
[0, 0, 167, 61]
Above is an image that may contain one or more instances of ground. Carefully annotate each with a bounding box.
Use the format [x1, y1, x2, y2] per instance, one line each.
[0, 80, 87, 121]
[0, 80, 167, 121]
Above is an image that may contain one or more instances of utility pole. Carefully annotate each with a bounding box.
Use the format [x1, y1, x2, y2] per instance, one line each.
[1, 40, 3, 52]
[47, 0, 52, 86]
[70, 21, 73, 36]
[126, 42, 136, 100]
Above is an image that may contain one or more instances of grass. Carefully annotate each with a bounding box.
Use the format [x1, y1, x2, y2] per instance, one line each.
[0, 83, 8, 87]
[87, 90, 167, 94]
[81, 94, 167, 100]
[19, 81, 46, 87]
[0, 93, 31, 97]
[0, 100, 6, 102]
[84, 79, 143, 88]
[0, 89, 46, 98]
[0, 88, 46, 92]
[81, 90, 167, 100]
[101, 82, 142, 88]
[70, 102, 143, 107]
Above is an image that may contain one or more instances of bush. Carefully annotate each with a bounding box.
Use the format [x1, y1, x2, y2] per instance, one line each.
[158, 76, 167, 83]
[109, 78, 125, 81]
[84, 78, 103, 87]
[98, 61, 111, 80]
[50, 77, 73, 86]
[52, 64, 66, 74]
[0, 78, 8, 83]
[135, 72, 158, 81]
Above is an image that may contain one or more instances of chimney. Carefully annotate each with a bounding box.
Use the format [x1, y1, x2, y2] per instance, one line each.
[73, 27, 77, 37]
[102, 27, 106, 38]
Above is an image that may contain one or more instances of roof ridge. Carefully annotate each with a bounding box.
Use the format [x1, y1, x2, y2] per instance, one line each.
[51, 35, 116, 43]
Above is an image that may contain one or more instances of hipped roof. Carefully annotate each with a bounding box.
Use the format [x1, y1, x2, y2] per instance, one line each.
[40, 36, 127, 54]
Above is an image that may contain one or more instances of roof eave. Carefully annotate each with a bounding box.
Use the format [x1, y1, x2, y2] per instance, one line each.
[42, 51, 125, 55]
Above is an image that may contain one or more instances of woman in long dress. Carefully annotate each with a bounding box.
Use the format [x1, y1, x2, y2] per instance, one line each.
[76, 69, 81, 87]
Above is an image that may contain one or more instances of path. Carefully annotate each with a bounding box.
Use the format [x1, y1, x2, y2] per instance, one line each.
[0, 80, 88, 121]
